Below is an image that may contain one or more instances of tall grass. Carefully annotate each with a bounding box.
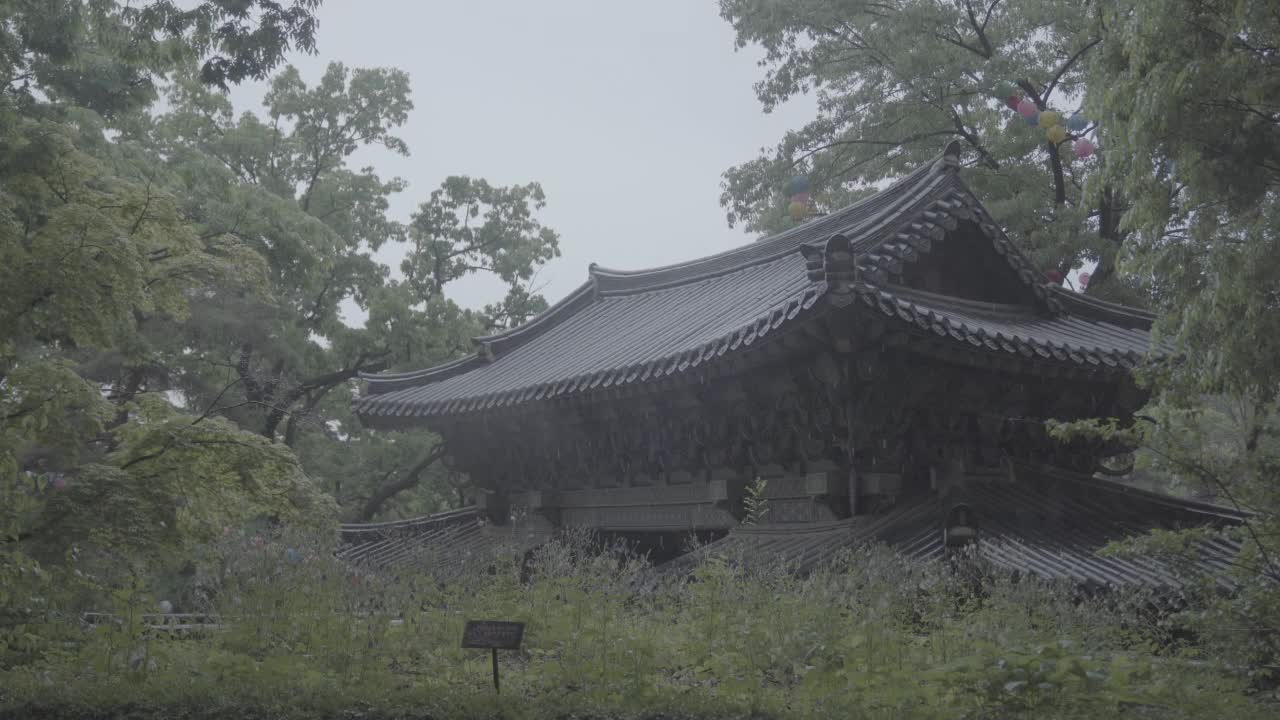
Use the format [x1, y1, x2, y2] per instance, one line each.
[0, 528, 1265, 719]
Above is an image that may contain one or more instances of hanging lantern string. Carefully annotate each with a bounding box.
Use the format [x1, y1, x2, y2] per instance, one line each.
[786, 175, 812, 221]
[994, 78, 1099, 159]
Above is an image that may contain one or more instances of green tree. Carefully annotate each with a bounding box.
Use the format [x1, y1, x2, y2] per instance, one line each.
[718, 0, 1135, 298]
[1090, 0, 1280, 673]
[1, 0, 330, 562]
[722, 0, 1280, 677]
[1, 1, 330, 660]
[128, 63, 560, 521]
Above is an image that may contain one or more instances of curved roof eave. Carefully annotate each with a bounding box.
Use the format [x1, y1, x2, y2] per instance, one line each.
[363, 144, 969, 395]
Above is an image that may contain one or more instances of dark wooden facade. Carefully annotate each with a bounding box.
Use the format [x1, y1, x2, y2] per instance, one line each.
[351, 144, 1241, 584]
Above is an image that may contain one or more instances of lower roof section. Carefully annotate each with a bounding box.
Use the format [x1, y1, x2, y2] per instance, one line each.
[663, 467, 1245, 588]
[337, 467, 1247, 590]
[337, 507, 549, 574]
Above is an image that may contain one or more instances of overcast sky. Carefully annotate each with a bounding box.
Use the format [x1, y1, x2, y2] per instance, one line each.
[227, 0, 815, 316]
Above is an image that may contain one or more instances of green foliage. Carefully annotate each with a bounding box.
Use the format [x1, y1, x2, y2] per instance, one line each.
[742, 476, 769, 525]
[124, 1, 323, 91]
[1086, 0, 1280, 686]
[0, 535, 1270, 719]
[4, 0, 563, 537]
[134, 59, 560, 520]
[1, 1, 320, 116]
[1093, 0, 1280, 399]
[717, 0, 1137, 297]
[2, 0, 336, 517]
[1, 0, 334, 671]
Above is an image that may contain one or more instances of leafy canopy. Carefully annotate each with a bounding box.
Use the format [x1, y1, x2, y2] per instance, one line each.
[718, 0, 1132, 297]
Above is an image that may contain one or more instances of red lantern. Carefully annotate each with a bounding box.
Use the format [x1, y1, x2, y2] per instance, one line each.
[1017, 99, 1038, 118]
[1073, 138, 1096, 159]
[1078, 272, 1092, 287]
[1045, 270, 1064, 284]
[1004, 95, 1020, 110]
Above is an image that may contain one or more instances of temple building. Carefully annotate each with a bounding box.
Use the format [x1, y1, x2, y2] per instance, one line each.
[344, 143, 1243, 586]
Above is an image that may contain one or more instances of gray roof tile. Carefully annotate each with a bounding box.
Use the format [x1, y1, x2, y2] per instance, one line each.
[356, 144, 1157, 422]
[662, 466, 1248, 589]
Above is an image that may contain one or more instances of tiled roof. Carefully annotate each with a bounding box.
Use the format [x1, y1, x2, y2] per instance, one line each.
[338, 468, 1248, 590]
[860, 285, 1153, 370]
[662, 466, 1246, 589]
[337, 507, 548, 574]
[356, 143, 1157, 423]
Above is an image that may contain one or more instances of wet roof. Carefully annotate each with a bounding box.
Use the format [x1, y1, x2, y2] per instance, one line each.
[664, 466, 1245, 589]
[356, 143, 1157, 424]
[337, 508, 547, 574]
[337, 467, 1247, 590]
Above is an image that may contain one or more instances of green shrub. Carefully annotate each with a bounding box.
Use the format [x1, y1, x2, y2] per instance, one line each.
[0, 529, 1270, 719]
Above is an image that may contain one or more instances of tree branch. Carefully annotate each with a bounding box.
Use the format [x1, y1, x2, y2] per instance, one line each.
[1016, 80, 1067, 204]
[191, 377, 244, 426]
[236, 344, 264, 403]
[356, 445, 448, 521]
[260, 350, 390, 440]
[1043, 37, 1101, 104]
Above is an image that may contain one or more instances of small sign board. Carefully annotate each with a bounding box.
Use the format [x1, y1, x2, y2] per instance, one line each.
[461, 620, 524, 650]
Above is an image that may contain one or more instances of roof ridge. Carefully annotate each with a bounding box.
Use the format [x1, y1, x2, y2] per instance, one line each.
[589, 144, 962, 290]
[1049, 286, 1156, 329]
[1019, 462, 1248, 521]
[360, 352, 484, 394]
[460, 145, 960, 354]
[363, 141, 1065, 397]
[473, 280, 596, 347]
[880, 283, 1041, 318]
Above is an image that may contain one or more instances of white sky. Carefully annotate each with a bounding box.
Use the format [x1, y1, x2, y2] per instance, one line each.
[227, 0, 816, 317]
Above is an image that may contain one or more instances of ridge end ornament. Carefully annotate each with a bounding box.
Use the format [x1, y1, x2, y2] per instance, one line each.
[822, 233, 859, 307]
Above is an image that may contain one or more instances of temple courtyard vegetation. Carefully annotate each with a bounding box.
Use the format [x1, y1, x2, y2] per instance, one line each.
[1, 531, 1273, 719]
[3, 0, 1280, 717]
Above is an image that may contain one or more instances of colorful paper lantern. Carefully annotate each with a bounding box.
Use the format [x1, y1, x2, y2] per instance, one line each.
[1073, 138, 1096, 159]
[285, 548, 303, 565]
[993, 80, 1017, 99]
[1045, 269, 1064, 284]
[1016, 99, 1038, 118]
[1038, 110, 1061, 129]
[788, 200, 808, 221]
[50, 476, 67, 490]
[790, 192, 810, 205]
[786, 175, 810, 195]
[1046, 125, 1068, 144]
[1078, 272, 1092, 287]
[158, 600, 173, 614]
[1025, 112, 1040, 127]
[1003, 95, 1021, 110]
[252, 535, 265, 548]
[1067, 114, 1088, 132]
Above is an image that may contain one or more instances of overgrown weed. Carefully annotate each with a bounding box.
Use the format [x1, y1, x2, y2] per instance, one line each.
[0, 528, 1265, 719]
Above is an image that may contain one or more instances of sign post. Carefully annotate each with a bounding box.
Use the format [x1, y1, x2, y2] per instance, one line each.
[461, 620, 524, 694]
